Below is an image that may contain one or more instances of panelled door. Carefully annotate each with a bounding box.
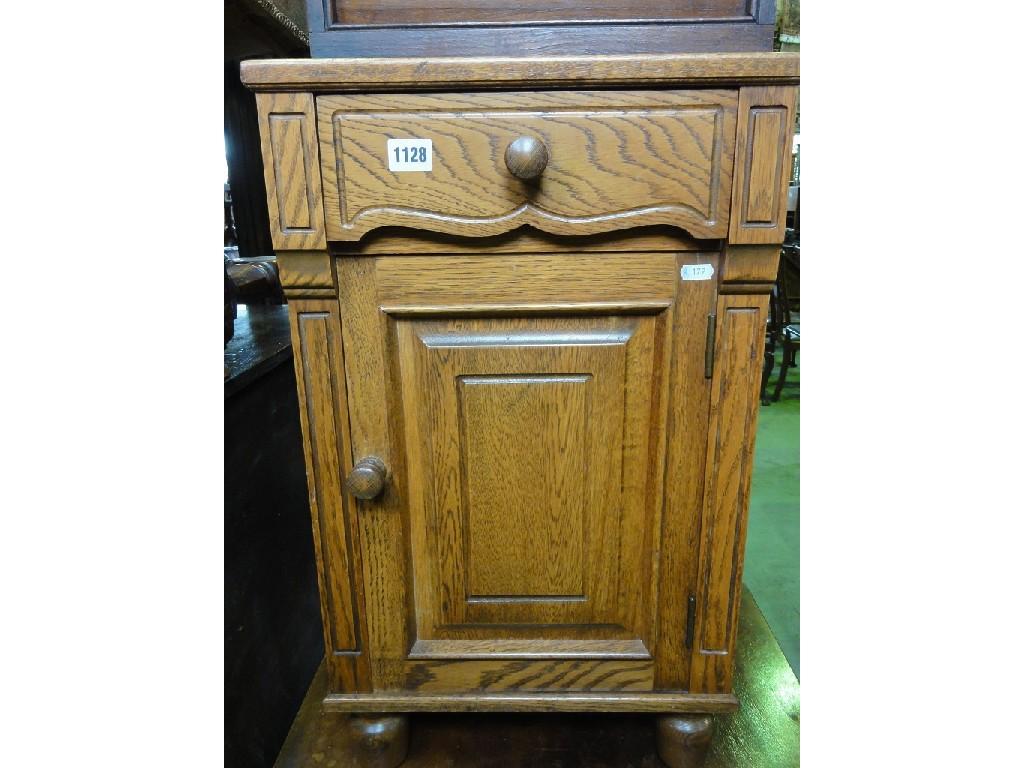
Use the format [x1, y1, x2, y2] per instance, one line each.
[337, 251, 719, 694]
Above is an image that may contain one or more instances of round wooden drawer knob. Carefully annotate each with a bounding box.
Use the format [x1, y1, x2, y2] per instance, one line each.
[344, 456, 387, 500]
[504, 136, 549, 180]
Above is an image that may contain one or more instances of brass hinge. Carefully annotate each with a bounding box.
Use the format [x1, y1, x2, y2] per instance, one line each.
[685, 594, 697, 649]
[704, 314, 716, 379]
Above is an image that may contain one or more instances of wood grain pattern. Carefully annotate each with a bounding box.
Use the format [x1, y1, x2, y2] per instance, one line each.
[328, 0, 751, 25]
[653, 252, 719, 690]
[399, 317, 633, 630]
[271, 117, 311, 228]
[744, 111, 784, 222]
[375, 253, 678, 308]
[287, 296, 370, 692]
[334, 252, 713, 696]
[460, 373, 589, 598]
[307, 24, 774, 59]
[247, 53, 799, 720]
[690, 293, 768, 693]
[318, 90, 736, 240]
[728, 86, 798, 244]
[719, 244, 780, 288]
[336, 258, 415, 691]
[402, 659, 654, 693]
[241, 53, 799, 92]
[277, 587, 795, 767]
[408, 638, 650, 659]
[255, 93, 326, 250]
[321, 691, 739, 713]
[276, 249, 334, 290]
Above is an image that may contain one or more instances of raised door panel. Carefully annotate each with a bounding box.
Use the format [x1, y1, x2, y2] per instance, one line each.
[337, 252, 719, 694]
[318, 91, 736, 240]
[460, 372, 590, 600]
[398, 316, 642, 634]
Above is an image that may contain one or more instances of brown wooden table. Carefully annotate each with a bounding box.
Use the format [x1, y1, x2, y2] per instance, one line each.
[274, 589, 799, 767]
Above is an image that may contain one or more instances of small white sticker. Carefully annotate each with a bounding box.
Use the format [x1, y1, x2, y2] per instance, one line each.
[387, 138, 432, 172]
[681, 264, 715, 281]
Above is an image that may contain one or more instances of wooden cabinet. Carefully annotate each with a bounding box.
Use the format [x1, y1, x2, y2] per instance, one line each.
[243, 53, 798, 768]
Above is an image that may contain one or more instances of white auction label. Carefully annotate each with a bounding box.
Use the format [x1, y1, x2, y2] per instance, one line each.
[681, 264, 715, 281]
[387, 138, 432, 172]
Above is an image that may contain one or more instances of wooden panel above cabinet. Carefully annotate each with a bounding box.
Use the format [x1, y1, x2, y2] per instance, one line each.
[306, 0, 777, 57]
[316, 90, 737, 241]
[328, 0, 753, 26]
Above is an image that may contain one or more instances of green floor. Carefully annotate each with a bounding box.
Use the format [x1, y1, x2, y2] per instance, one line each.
[744, 350, 800, 678]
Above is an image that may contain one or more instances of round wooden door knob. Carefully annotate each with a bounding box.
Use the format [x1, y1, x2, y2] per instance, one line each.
[504, 136, 549, 180]
[344, 456, 388, 500]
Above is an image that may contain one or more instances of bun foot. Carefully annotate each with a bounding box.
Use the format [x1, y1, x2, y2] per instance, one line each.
[655, 714, 714, 768]
[347, 714, 410, 767]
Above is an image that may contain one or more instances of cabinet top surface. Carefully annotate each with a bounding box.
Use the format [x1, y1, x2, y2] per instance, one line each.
[240, 52, 799, 92]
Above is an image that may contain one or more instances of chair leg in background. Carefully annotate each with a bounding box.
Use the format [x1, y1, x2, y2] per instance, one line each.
[761, 346, 775, 406]
[772, 343, 790, 402]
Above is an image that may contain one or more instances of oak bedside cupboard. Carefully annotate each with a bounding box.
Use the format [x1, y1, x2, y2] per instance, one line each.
[241, 52, 799, 768]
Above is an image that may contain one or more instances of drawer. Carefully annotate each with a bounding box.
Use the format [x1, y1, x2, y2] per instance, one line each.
[316, 90, 737, 241]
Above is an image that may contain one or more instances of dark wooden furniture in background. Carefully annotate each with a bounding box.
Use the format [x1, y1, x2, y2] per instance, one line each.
[305, 0, 777, 57]
[225, 305, 325, 768]
[760, 288, 777, 406]
[225, 253, 286, 306]
[759, 240, 799, 405]
[225, 263, 238, 347]
[243, 52, 799, 768]
[770, 242, 800, 402]
[773, 323, 799, 402]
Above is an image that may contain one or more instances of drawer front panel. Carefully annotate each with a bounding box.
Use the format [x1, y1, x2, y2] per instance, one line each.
[318, 91, 737, 241]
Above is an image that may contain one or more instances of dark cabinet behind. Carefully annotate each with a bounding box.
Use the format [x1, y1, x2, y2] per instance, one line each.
[225, 341, 323, 768]
[305, 0, 777, 57]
